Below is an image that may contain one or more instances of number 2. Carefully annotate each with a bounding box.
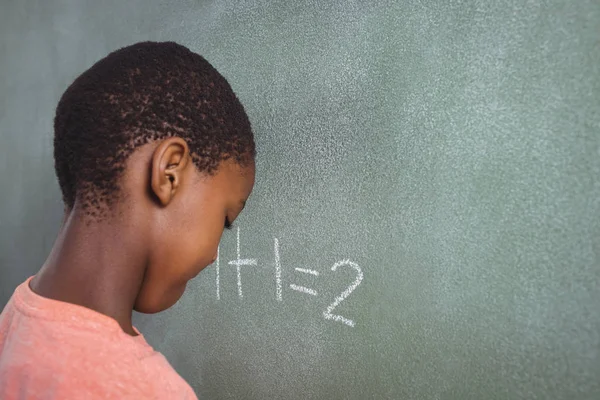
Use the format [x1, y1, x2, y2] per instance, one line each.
[323, 260, 363, 327]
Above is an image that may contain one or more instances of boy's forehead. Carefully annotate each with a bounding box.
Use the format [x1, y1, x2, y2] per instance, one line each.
[212, 160, 255, 191]
[221, 158, 255, 178]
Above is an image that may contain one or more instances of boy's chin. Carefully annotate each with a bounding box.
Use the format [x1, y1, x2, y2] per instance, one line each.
[133, 283, 187, 314]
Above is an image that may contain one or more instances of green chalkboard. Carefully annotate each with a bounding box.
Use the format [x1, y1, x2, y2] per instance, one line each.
[1, 1, 599, 399]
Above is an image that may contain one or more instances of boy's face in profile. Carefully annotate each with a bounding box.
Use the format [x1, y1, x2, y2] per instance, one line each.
[123, 138, 255, 313]
[29, 42, 257, 335]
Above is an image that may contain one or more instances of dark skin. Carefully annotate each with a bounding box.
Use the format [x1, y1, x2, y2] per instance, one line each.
[30, 137, 255, 336]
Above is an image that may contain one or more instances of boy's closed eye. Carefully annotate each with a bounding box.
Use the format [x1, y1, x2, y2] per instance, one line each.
[224, 200, 246, 230]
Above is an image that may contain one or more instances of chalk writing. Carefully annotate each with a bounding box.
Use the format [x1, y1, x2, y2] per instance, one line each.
[227, 227, 257, 298]
[323, 260, 363, 327]
[215, 246, 220, 300]
[295, 267, 319, 276]
[274, 238, 282, 301]
[215, 228, 364, 327]
[289, 284, 318, 296]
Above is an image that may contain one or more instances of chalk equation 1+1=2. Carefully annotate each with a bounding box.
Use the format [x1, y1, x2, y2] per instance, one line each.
[213, 227, 364, 328]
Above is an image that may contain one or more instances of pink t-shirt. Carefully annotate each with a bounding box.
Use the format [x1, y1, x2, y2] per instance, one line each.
[0, 277, 198, 399]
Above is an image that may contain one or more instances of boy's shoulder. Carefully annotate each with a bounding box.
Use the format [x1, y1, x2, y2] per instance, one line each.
[0, 278, 197, 399]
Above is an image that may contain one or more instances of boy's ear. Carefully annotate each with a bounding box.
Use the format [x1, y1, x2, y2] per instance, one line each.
[150, 137, 191, 206]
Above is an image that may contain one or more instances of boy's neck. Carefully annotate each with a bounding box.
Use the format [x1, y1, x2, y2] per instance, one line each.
[31, 208, 149, 336]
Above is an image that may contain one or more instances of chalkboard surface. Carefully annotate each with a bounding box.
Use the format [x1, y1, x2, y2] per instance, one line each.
[1, 1, 599, 399]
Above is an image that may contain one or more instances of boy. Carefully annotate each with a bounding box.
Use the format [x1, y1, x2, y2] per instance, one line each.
[0, 41, 255, 398]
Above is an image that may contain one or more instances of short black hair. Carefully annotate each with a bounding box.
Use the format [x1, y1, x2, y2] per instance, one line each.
[53, 41, 255, 217]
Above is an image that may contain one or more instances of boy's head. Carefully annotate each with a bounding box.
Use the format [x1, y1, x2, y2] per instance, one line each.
[53, 41, 255, 313]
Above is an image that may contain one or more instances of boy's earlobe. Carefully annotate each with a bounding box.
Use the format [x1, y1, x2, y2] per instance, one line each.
[150, 137, 190, 206]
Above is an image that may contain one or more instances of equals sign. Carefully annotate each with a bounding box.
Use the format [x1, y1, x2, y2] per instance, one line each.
[289, 268, 319, 296]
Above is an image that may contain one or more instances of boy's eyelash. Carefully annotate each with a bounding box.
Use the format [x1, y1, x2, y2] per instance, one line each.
[225, 217, 233, 230]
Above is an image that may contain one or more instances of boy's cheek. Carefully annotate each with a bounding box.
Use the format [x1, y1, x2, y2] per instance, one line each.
[187, 222, 223, 275]
[168, 233, 216, 283]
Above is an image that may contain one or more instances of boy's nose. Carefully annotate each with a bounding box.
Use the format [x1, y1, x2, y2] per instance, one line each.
[211, 251, 218, 264]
